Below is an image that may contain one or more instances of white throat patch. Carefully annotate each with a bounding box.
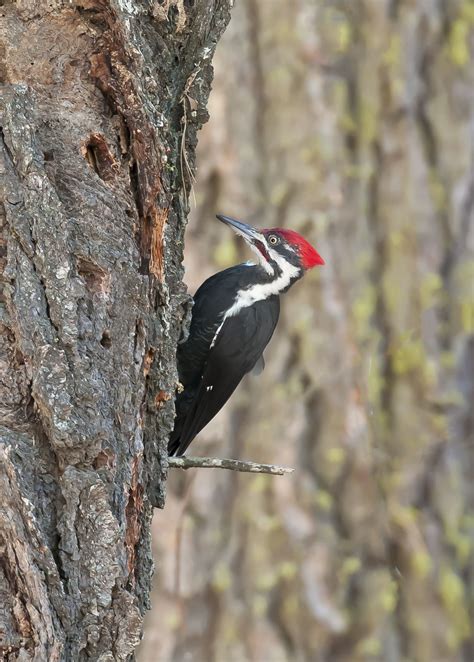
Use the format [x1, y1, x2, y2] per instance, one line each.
[226, 251, 299, 318]
[209, 251, 300, 350]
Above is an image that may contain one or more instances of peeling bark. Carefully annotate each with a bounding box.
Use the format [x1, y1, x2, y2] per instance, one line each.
[0, 0, 231, 659]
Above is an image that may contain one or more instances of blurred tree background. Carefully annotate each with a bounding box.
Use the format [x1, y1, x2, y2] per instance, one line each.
[139, 1, 473, 660]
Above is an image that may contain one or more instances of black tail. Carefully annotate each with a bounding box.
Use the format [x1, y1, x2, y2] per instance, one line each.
[167, 422, 184, 456]
[168, 388, 195, 456]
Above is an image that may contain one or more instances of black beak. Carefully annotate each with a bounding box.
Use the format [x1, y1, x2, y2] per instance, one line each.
[216, 214, 264, 243]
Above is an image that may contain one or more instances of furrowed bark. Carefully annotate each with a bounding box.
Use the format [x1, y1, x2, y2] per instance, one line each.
[0, 1, 231, 659]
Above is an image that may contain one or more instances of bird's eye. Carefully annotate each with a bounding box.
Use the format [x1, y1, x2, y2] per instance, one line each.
[268, 235, 279, 245]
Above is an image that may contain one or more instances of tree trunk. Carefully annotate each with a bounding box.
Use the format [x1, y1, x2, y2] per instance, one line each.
[0, 1, 230, 659]
[142, 1, 474, 661]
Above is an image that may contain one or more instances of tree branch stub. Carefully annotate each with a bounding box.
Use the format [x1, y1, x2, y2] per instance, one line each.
[168, 456, 295, 475]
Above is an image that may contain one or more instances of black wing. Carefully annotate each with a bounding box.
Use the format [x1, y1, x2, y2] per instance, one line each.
[177, 264, 259, 387]
[169, 297, 280, 456]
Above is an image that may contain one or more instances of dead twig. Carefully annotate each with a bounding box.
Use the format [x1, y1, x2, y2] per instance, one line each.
[168, 456, 294, 475]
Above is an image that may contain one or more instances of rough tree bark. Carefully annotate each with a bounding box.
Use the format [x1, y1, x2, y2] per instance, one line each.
[0, 1, 231, 659]
[142, 1, 473, 661]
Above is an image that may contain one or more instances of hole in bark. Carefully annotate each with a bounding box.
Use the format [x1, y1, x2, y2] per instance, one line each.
[129, 160, 141, 214]
[43, 150, 54, 162]
[81, 133, 118, 183]
[138, 214, 153, 275]
[100, 330, 111, 348]
[77, 257, 110, 294]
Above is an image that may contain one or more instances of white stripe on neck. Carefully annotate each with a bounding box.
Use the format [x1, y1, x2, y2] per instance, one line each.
[209, 252, 299, 351]
[227, 252, 299, 318]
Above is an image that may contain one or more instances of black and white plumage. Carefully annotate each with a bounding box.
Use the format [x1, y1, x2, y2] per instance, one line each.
[168, 215, 324, 456]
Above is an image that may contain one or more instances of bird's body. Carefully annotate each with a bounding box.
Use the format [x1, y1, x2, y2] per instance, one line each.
[168, 215, 324, 456]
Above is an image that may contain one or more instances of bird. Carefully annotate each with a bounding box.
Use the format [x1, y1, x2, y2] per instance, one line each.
[168, 214, 325, 456]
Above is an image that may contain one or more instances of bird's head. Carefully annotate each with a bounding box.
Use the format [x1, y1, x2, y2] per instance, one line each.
[216, 214, 324, 281]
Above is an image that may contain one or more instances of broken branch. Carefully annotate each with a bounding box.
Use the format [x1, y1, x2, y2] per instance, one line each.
[167, 456, 294, 475]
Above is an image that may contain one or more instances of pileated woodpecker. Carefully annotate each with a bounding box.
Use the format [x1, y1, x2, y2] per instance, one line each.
[168, 214, 324, 456]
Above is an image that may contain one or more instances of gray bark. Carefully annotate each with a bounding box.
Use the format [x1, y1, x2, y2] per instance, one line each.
[141, 1, 474, 661]
[0, 1, 231, 659]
